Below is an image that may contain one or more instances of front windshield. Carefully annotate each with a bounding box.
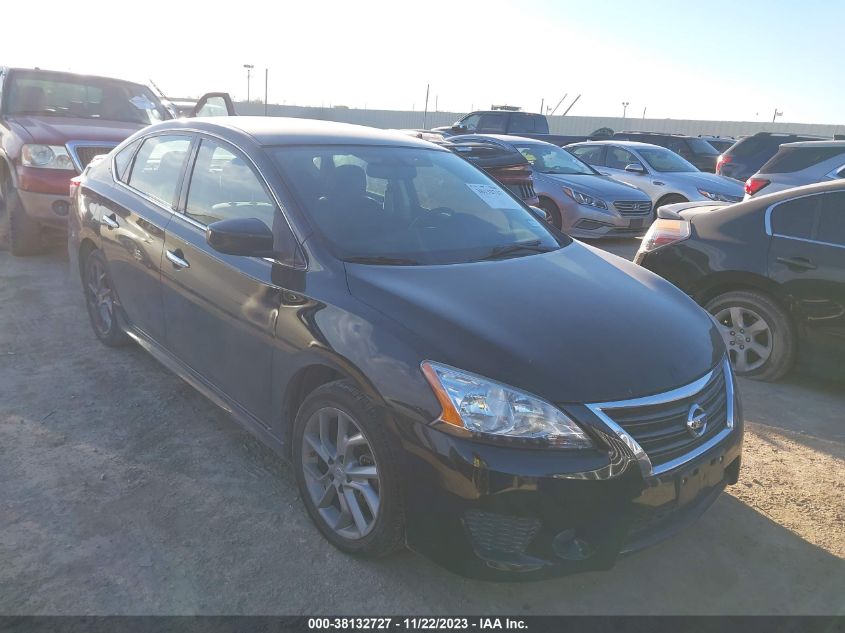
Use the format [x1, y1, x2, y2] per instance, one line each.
[6, 70, 170, 124]
[516, 143, 597, 175]
[637, 146, 699, 173]
[272, 146, 566, 265]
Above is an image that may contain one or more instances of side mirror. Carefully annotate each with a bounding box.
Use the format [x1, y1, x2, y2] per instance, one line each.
[451, 122, 467, 132]
[528, 205, 551, 224]
[624, 163, 646, 174]
[206, 217, 274, 257]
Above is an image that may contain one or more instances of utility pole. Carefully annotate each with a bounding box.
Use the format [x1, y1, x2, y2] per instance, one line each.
[423, 83, 430, 129]
[772, 108, 783, 123]
[243, 64, 254, 102]
[642, 106, 647, 120]
[622, 101, 630, 119]
[264, 68, 268, 115]
[540, 98, 544, 115]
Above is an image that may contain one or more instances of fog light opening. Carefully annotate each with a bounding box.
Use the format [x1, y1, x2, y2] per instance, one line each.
[52, 200, 70, 217]
[553, 529, 596, 561]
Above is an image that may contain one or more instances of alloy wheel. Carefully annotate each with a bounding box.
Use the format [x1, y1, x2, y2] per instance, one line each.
[713, 305, 772, 373]
[86, 257, 115, 335]
[301, 407, 381, 540]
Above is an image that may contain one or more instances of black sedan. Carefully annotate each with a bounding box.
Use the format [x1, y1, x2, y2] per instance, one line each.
[636, 179, 845, 382]
[69, 117, 742, 579]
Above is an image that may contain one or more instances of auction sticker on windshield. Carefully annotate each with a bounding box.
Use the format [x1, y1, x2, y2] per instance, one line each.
[467, 184, 522, 209]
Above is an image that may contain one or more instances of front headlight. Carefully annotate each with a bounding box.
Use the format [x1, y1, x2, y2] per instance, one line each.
[21, 144, 75, 170]
[561, 186, 608, 210]
[697, 188, 734, 202]
[421, 361, 593, 448]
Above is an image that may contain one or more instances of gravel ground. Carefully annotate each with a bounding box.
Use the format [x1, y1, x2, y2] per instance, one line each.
[0, 242, 843, 615]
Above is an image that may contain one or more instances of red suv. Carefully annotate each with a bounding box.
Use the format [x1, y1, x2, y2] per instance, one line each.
[0, 67, 232, 254]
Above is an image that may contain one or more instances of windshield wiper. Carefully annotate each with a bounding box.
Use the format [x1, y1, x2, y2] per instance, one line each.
[478, 240, 557, 261]
[344, 256, 421, 266]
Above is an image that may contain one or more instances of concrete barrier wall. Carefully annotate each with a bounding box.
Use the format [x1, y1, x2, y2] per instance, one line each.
[235, 102, 845, 139]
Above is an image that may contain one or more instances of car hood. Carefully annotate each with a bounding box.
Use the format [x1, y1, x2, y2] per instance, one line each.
[673, 171, 744, 194]
[538, 172, 650, 200]
[8, 115, 145, 145]
[345, 241, 723, 404]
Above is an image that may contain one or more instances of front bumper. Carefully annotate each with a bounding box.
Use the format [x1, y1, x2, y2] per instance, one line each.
[400, 381, 743, 580]
[561, 200, 653, 239]
[16, 166, 75, 228]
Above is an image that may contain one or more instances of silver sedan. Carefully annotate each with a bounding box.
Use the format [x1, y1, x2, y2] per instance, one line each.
[567, 140, 744, 211]
[450, 134, 654, 238]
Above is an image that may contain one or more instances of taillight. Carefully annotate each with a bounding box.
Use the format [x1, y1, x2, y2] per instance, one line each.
[716, 154, 732, 173]
[638, 218, 691, 254]
[69, 176, 82, 197]
[744, 177, 770, 196]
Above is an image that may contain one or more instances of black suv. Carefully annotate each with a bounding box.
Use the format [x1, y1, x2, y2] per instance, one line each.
[612, 131, 720, 172]
[716, 132, 830, 182]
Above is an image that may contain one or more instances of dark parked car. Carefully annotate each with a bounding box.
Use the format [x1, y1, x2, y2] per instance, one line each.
[0, 66, 232, 254]
[716, 131, 830, 182]
[635, 180, 845, 381]
[698, 135, 736, 154]
[432, 109, 592, 146]
[612, 131, 721, 172]
[70, 117, 742, 579]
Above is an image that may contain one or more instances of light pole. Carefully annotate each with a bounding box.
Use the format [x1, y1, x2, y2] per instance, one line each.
[622, 101, 630, 119]
[772, 108, 783, 123]
[243, 64, 254, 102]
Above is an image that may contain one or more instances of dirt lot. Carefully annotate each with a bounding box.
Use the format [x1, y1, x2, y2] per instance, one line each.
[1, 240, 843, 615]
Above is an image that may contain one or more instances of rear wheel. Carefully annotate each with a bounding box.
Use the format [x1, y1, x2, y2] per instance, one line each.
[293, 380, 405, 557]
[83, 249, 129, 347]
[705, 290, 796, 381]
[0, 174, 44, 255]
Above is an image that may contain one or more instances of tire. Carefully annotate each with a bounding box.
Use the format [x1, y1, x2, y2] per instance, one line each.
[1, 174, 44, 256]
[654, 194, 687, 219]
[82, 249, 130, 347]
[705, 290, 796, 381]
[538, 198, 562, 230]
[293, 379, 405, 558]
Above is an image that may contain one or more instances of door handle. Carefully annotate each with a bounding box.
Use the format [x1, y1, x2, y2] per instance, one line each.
[100, 213, 119, 230]
[166, 249, 190, 270]
[776, 256, 817, 271]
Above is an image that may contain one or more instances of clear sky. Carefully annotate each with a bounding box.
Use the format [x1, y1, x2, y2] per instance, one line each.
[4, 0, 843, 124]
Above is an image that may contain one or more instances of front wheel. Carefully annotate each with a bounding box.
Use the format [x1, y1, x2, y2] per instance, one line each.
[705, 290, 796, 381]
[1, 175, 44, 255]
[654, 194, 687, 219]
[538, 198, 562, 230]
[293, 380, 405, 557]
[83, 249, 129, 347]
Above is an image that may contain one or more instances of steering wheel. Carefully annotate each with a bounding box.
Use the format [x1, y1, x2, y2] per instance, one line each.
[407, 207, 456, 230]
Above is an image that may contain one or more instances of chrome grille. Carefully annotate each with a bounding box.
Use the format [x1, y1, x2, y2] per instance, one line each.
[600, 364, 728, 468]
[613, 200, 652, 215]
[506, 182, 537, 202]
[68, 144, 118, 171]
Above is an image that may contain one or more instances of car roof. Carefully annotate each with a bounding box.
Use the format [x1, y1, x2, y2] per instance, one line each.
[450, 134, 555, 147]
[158, 116, 445, 149]
[6, 67, 149, 90]
[568, 140, 665, 150]
[777, 140, 845, 149]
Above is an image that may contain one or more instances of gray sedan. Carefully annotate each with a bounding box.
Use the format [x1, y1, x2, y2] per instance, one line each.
[567, 140, 744, 211]
[450, 135, 654, 238]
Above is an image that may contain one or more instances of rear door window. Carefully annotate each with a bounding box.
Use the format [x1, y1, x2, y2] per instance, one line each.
[761, 146, 845, 174]
[114, 138, 142, 182]
[570, 145, 606, 166]
[770, 195, 820, 239]
[508, 114, 536, 133]
[127, 135, 192, 206]
[817, 192, 845, 246]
